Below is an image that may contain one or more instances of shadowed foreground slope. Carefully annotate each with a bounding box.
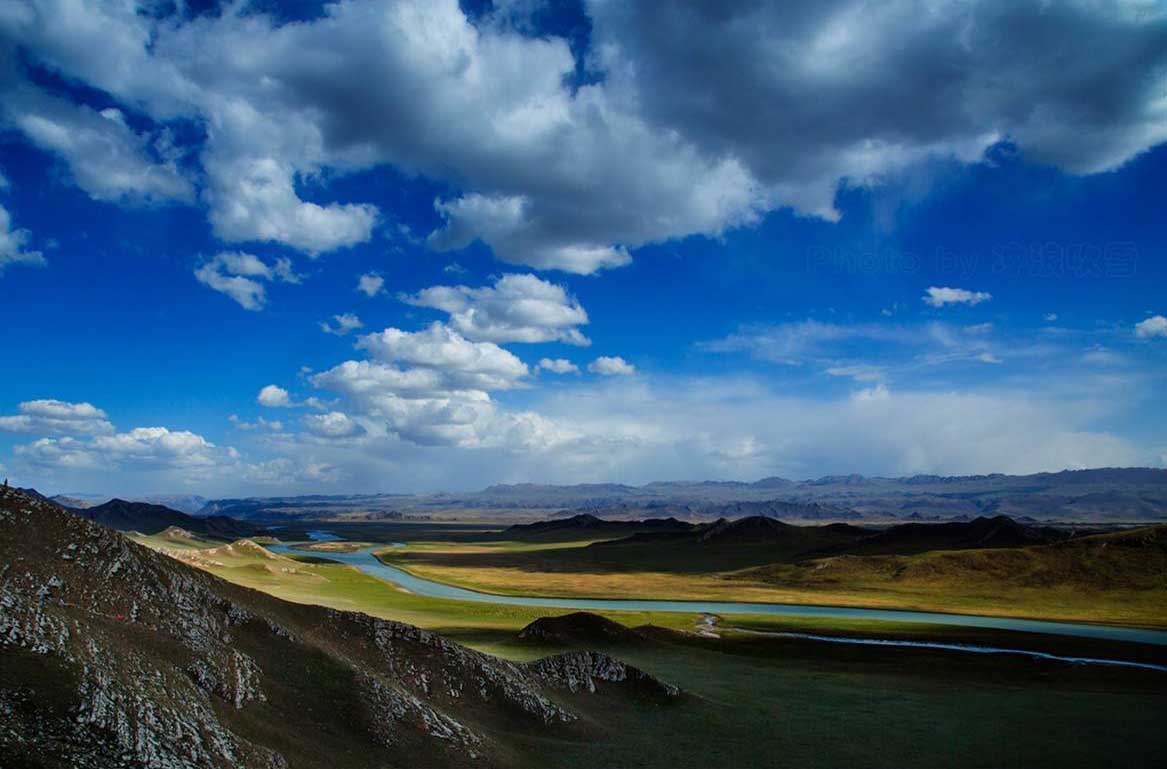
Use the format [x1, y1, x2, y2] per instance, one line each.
[0, 488, 677, 769]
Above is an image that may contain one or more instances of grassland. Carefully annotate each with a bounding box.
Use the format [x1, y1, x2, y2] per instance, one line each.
[123, 530, 1167, 767]
[373, 524, 1167, 627]
[149, 538, 700, 638]
[115, 504, 1167, 768]
[504, 634, 1167, 769]
[127, 527, 224, 551]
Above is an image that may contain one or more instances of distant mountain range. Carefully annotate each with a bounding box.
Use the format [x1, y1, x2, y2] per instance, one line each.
[189, 468, 1167, 523]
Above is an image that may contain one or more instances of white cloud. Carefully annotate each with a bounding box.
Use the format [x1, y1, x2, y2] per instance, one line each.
[356, 323, 528, 391]
[703, 320, 917, 365]
[0, 204, 45, 273]
[303, 411, 365, 439]
[204, 156, 378, 255]
[0, 399, 113, 435]
[3, 85, 194, 205]
[1044, 313, 1059, 322]
[218, 368, 1155, 493]
[320, 312, 364, 336]
[588, 356, 636, 376]
[403, 273, 589, 345]
[229, 414, 283, 432]
[1134, 315, 1167, 339]
[825, 365, 885, 383]
[14, 436, 103, 469]
[356, 272, 385, 297]
[923, 286, 993, 308]
[193, 251, 301, 310]
[700, 319, 1055, 380]
[17, 426, 237, 475]
[539, 358, 579, 374]
[4, 1, 1164, 268]
[514, 376, 1149, 481]
[257, 385, 292, 408]
[90, 426, 232, 469]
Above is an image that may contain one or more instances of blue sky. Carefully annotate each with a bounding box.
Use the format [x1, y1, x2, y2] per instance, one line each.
[1, 0, 1165, 496]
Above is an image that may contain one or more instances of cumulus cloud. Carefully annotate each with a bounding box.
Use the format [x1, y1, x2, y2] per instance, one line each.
[304, 320, 549, 447]
[3, 85, 194, 205]
[403, 273, 589, 345]
[588, 356, 636, 376]
[0, 399, 113, 435]
[0, 204, 44, 273]
[204, 156, 378, 255]
[16, 426, 237, 475]
[194, 251, 301, 310]
[1134, 315, 1167, 339]
[356, 272, 385, 297]
[90, 426, 234, 469]
[356, 323, 528, 391]
[923, 286, 993, 308]
[257, 385, 292, 408]
[241, 457, 349, 486]
[320, 312, 364, 336]
[8, 1, 1159, 268]
[588, 1, 1167, 217]
[14, 436, 103, 470]
[538, 358, 579, 374]
[303, 411, 365, 439]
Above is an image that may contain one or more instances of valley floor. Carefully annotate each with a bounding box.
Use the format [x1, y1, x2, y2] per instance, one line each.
[372, 538, 1167, 628]
[129, 529, 1167, 767]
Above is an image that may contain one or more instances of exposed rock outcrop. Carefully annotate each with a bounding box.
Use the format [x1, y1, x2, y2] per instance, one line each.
[0, 487, 678, 768]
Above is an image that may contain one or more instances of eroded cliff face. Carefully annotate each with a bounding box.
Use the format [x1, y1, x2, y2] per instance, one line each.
[0, 487, 677, 768]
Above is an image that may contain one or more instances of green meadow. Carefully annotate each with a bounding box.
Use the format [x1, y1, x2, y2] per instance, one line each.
[128, 530, 1167, 767]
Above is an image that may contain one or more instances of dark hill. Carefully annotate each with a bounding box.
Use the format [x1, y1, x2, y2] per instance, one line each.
[83, 497, 258, 539]
[738, 522, 1167, 598]
[519, 612, 643, 645]
[577, 516, 871, 572]
[500, 513, 694, 542]
[694, 516, 867, 544]
[0, 487, 678, 768]
[834, 515, 1068, 556]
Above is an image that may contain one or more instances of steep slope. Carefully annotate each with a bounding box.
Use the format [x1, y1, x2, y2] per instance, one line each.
[82, 498, 258, 539]
[0, 488, 677, 768]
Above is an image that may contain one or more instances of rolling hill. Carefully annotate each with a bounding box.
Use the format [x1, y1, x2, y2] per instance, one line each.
[498, 513, 694, 542]
[80, 498, 259, 539]
[0, 487, 678, 768]
[820, 515, 1070, 556]
[737, 523, 1167, 595]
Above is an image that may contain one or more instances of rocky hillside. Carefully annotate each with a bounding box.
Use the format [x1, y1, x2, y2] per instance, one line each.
[0, 488, 677, 768]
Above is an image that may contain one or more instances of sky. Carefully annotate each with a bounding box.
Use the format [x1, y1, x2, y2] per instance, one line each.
[1, 0, 1166, 497]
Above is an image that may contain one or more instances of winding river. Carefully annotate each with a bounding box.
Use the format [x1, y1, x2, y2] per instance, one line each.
[268, 534, 1167, 648]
